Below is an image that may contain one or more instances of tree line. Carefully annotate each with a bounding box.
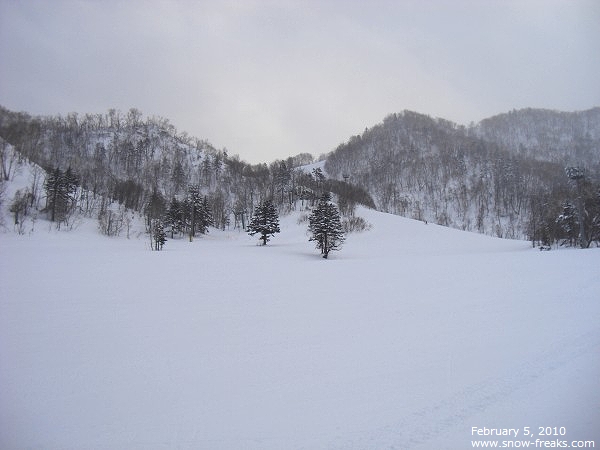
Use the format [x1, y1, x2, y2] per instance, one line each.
[2, 105, 597, 249]
[0, 106, 373, 238]
[325, 110, 600, 248]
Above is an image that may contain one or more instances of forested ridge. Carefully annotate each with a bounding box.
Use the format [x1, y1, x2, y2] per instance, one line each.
[0, 105, 371, 243]
[326, 108, 600, 246]
[1, 105, 599, 248]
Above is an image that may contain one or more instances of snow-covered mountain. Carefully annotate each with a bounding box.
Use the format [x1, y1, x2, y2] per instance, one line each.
[1, 105, 599, 246]
[325, 108, 600, 241]
[474, 107, 600, 165]
[1, 107, 599, 448]
[0, 105, 374, 236]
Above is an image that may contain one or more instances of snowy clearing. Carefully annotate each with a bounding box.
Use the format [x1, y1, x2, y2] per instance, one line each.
[1, 208, 599, 449]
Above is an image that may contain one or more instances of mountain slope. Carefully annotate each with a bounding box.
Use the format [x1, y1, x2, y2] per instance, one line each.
[474, 107, 600, 165]
[325, 109, 600, 241]
[0, 106, 375, 236]
[1, 207, 599, 449]
[2, 105, 599, 245]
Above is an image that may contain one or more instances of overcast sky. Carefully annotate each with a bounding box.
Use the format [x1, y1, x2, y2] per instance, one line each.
[1, 0, 599, 163]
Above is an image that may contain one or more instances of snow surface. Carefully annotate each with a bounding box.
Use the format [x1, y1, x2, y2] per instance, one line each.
[1, 207, 599, 449]
[297, 159, 327, 175]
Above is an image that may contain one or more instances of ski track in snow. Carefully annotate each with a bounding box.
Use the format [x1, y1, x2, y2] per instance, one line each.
[1, 203, 599, 449]
[333, 330, 600, 449]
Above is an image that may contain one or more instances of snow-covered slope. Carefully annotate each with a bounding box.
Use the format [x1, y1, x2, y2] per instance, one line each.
[1, 208, 599, 449]
[323, 109, 600, 241]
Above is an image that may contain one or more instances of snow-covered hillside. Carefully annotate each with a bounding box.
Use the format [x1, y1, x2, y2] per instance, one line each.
[1, 206, 599, 449]
[324, 109, 600, 242]
[475, 107, 600, 164]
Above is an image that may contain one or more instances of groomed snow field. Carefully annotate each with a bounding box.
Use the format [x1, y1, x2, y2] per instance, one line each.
[1, 208, 599, 449]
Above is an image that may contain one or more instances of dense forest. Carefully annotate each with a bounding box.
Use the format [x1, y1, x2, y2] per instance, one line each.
[0, 105, 372, 241]
[1, 105, 599, 248]
[325, 108, 600, 247]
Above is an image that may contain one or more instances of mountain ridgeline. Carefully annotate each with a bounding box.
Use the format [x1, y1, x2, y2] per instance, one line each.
[325, 108, 600, 244]
[1, 105, 599, 247]
[0, 106, 372, 236]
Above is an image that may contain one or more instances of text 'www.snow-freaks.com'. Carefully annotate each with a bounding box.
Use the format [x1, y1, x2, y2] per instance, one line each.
[470, 440, 595, 448]
[470, 427, 595, 448]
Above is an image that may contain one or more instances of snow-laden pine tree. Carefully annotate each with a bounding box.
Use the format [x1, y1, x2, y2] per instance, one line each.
[308, 193, 345, 258]
[248, 199, 280, 245]
[144, 189, 166, 230]
[165, 197, 185, 238]
[44, 166, 79, 222]
[185, 185, 213, 241]
[556, 201, 579, 247]
[150, 219, 167, 251]
[198, 195, 214, 234]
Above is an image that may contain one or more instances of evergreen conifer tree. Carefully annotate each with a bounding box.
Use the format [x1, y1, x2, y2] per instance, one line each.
[63, 167, 79, 198]
[308, 193, 345, 258]
[144, 189, 166, 229]
[150, 219, 167, 251]
[166, 197, 185, 238]
[248, 199, 280, 245]
[185, 186, 214, 241]
[44, 167, 79, 222]
[185, 185, 201, 241]
[197, 195, 214, 235]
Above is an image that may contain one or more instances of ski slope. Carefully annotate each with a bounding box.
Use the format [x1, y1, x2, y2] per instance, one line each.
[1, 208, 599, 449]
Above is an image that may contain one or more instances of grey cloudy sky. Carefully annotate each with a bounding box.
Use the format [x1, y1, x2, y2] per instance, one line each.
[1, 0, 599, 163]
